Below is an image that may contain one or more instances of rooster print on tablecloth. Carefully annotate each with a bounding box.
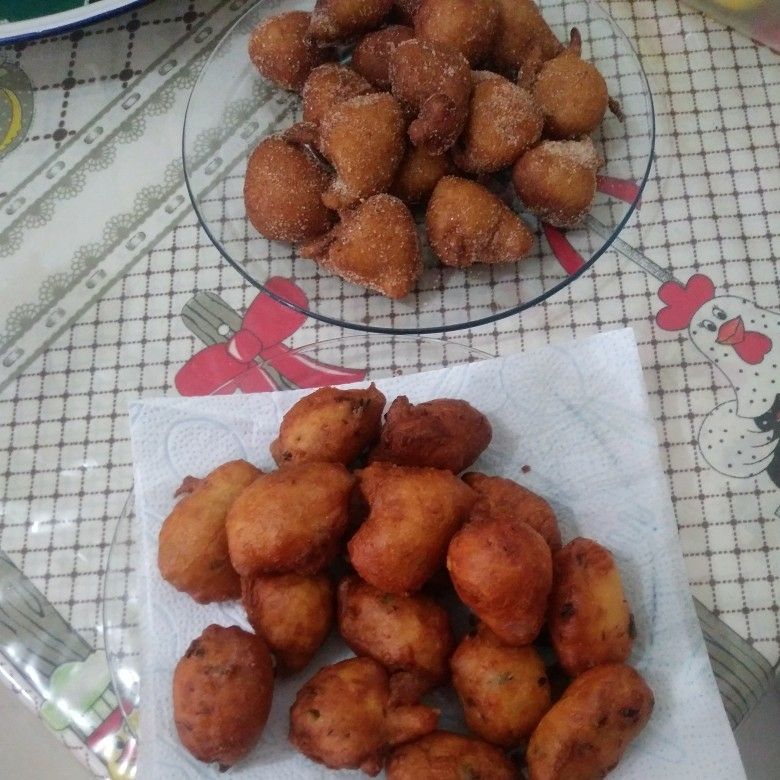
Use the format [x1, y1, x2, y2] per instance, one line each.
[656, 274, 780, 488]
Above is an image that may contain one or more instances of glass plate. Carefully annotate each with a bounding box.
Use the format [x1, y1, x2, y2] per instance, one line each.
[102, 334, 493, 739]
[182, 0, 655, 334]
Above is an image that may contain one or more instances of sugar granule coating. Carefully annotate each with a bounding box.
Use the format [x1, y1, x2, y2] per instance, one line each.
[414, 0, 499, 65]
[248, 12, 334, 92]
[391, 145, 454, 204]
[308, 0, 394, 44]
[492, 0, 562, 75]
[302, 64, 373, 127]
[352, 25, 415, 89]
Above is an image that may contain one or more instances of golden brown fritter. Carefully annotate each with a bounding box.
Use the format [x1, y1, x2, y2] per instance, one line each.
[289, 656, 439, 775]
[447, 514, 552, 645]
[248, 11, 334, 92]
[158, 460, 260, 604]
[392, 0, 423, 24]
[244, 137, 335, 242]
[548, 537, 634, 677]
[301, 64, 373, 128]
[348, 462, 476, 594]
[452, 74, 543, 173]
[299, 194, 422, 300]
[414, 0, 499, 65]
[426, 176, 534, 267]
[352, 25, 415, 89]
[386, 731, 519, 779]
[512, 137, 603, 228]
[451, 625, 551, 747]
[492, 0, 562, 75]
[308, 0, 394, 44]
[526, 664, 654, 780]
[225, 462, 355, 577]
[242, 572, 334, 674]
[389, 38, 472, 154]
[319, 92, 406, 210]
[371, 396, 492, 473]
[391, 145, 454, 205]
[533, 29, 609, 139]
[337, 575, 453, 702]
[173, 625, 274, 767]
[462, 472, 561, 551]
[270, 383, 386, 466]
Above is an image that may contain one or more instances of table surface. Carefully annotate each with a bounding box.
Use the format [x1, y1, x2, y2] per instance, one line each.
[0, 0, 778, 777]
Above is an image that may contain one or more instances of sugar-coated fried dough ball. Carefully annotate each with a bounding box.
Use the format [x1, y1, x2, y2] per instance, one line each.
[242, 573, 334, 674]
[447, 515, 552, 645]
[548, 538, 634, 677]
[414, 0, 499, 65]
[244, 137, 334, 242]
[270, 383, 385, 466]
[426, 176, 534, 267]
[371, 396, 492, 473]
[512, 137, 603, 228]
[452, 74, 543, 173]
[308, 0, 393, 44]
[533, 29, 609, 139]
[302, 64, 372, 128]
[299, 194, 421, 299]
[451, 625, 551, 747]
[352, 25, 415, 89]
[492, 0, 562, 75]
[173, 625, 274, 767]
[319, 92, 406, 210]
[248, 12, 334, 92]
[337, 575, 453, 702]
[387, 731, 518, 779]
[389, 39, 471, 154]
[393, 0, 423, 24]
[391, 145, 454, 204]
[527, 664, 654, 780]
[226, 462, 355, 577]
[158, 460, 260, 604]
[289, 657, 439, 776]
[349, 462, 476, 594]
[462, 472, 561, 551]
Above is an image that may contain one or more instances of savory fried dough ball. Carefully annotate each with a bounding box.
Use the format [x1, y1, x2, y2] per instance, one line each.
[158, 460, 260, 603]
[349, 462, 476, 594]
[289, 657, 439, 775]
[548, 538, 634, 677]
[462, 472, 561, 551]
[451, 625, 551, 747]
[352, 25, 415, 89]
[452, 74, 543, 173]
[371, 396, 492, 472]
[244, 137, 334, 242]
[225, 462, 355, 577]
[533, 29, 609, 139]
[512, 137, 603, 228]
[299, 194, 421, 299]
[389, 38, 471, 154]
[387, 731, 518, 779]
[173, 625, 274, 767]
[270, 383, 385, 466]
[319, 92, 406, 210]
[391, 145, 454, 204]
[242, 572, 334, 673]
[302, 64, 372, 128]
[308, 0, 393, 44]
[414, 0, 499, 65]
[492, 0, 562, 75]
[526, 664, 654, 780]
[426, 176, 534, 267]
[337, 575, 453, 702]
[447, 514, 552, 645]
[248, 12, 334, 92]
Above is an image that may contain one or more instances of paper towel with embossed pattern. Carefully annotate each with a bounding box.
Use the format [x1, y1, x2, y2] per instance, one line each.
[129, 329, 745, 779]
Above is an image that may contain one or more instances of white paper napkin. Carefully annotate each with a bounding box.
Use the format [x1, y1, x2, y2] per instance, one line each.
[129, 328, 745, 779]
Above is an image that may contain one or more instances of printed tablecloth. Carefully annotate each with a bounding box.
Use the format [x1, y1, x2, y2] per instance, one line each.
[0, 0, 778, 776]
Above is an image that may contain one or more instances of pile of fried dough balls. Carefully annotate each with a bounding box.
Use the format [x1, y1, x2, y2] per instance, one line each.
[159, 383, 654, 778]
[242, 0, 621, 300]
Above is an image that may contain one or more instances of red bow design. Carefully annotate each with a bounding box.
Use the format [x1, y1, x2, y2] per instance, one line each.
[175, 278, 366, 395]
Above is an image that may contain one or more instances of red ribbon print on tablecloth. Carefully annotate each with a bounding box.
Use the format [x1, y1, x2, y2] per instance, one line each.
[175, 277, 365, 395]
